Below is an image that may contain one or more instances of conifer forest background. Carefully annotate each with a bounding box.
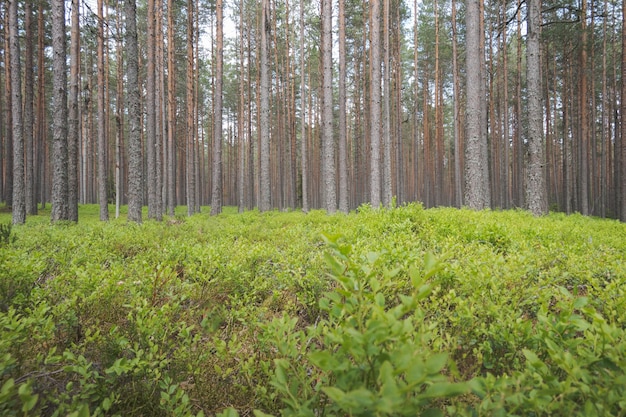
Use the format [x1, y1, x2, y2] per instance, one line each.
[2, 0, 626, 223]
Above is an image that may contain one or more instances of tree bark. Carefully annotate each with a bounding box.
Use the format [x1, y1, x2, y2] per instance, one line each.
[464, 0, 490, 209]
[9, 0, 25, 224]
[97, 0, 109, 221]
[338, 0, 348, 213]
[321, 0, 336, 213]
[24, 1, 36, 216]
[68, 0, 80, 221]
[621, 0, 626, 221]
[211, 0, 224, 215]
[126, 0, 142, 223]
[525, 0, 547, 215]
[369, 0, 382, 208]
[259, 0, 271, 212]
[51, 0, 69, 222]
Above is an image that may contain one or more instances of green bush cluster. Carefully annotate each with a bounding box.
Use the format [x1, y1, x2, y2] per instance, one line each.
[0, 204, 625, 416]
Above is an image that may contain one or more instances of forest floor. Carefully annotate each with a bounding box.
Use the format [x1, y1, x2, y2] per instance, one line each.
[1, 204, 625, 416]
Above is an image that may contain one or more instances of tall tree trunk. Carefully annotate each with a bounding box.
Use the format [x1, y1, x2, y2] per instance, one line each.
[382, 0, 392, 207]
[4, 11, 13, 208]
[321, 0, 336, 213]
[238, 0, 247, 213]
[579, 0, 589, 215]
[126, 0, 142, 223]
[9, 0, 24, 224]
[452, 0, 462, 207]
[115, 6, 124, 218]
[51, 0, 69, 222]
[338, 0, 348, 213]
[300, 0, 309, 213]
[185, 0, 196, 215]
[464, 0, 490, 209]
[259, 0, 271, 212]
[96, 0, 109, 221]
[24, 1, 36, 215]
[621, 0, 626, 221]
[166, 0, 176, 216]
[146, 0, 160, 219]
[68, 0, 80, 221]
[211, 0, 224, 215]
[369, 0, 382, 208]
[36, 2, 46, 208]
[525, 0, 547, 215]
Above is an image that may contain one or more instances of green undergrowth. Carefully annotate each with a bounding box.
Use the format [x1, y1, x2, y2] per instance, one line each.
[1, 204, 625, 416]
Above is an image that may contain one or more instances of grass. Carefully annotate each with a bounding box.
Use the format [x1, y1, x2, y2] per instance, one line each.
[1, 204, 625, 416]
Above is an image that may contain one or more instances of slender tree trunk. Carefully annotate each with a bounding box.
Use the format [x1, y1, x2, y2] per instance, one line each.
[525, 0, 547, 215]
[24, 1, 36, 215]
[185, 0, 196, 215]
[338, 0, 348, 213]
[300, 0, 309, 213]
[96, 0, 109, 221]
[321, 0, 336, 213]
[51, 0, 69, 222]
[36, 2, 46, 208]
[4, 11, 13, 208]
[9, 0, 24, 224]
[452, 0, 462, 207]
[579, 0, 589, 215]
[621, 0, 626, 221]
[382, 0, 392, 207]
[370, 0, 382, 208]
[238, 0, 247, 213]
[464, 0, 490, 209]
[259, 0, 271, 212]
[68, 0, 80, 221]
[126, 0, 142, 223]
[166, 0, 176, 216]
[211, 0, 224, 215]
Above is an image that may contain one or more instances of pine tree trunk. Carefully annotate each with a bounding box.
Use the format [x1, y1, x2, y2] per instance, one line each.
[259, 0, 271, 212]
[50, 0, 69, 222]
[211, 0, 224, 216]
[464, 0, 490, 209]
[126, 0, 142, 223]
[24, 1, 36, 216]
[369, 0, 381, 208]
[9, 0, 25, 224]
[68, 0, 80, 221]
[525, 0, 547, 215]
[321, 0, 336, 213]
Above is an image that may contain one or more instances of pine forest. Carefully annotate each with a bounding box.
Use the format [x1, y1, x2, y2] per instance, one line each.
[1, 0, 625, 222]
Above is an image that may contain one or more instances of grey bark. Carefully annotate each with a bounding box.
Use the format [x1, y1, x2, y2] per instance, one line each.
[464, 0, 490, 209]
[369, 0, 382, 208]
[321, 0, 336, 213]
[9, 0, 25, 224]
[338, 0, 348, 213]
[126, 0, 143, 223]
[382, 0, 392, 207]
[147, 0, 160, 219]
[259, 0, 271, 212]
[300, 0, 309, 213]
[50, 0, 69, 222]
[525, 0, 548, 215]
[68, 0, 80, 221]
[97, 0, 109, 221]
[24, 1, 36, 216]
[211, 0, 224, 216]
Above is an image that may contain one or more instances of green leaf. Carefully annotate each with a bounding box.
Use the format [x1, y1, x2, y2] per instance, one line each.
[425, 352, 448, 374]
[324, 252, 345, 277]
[322, 386, 346, 403]
[215, 407, 240, 417]
[421, 382, 468, 398]
[1, 378, 15, 396]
